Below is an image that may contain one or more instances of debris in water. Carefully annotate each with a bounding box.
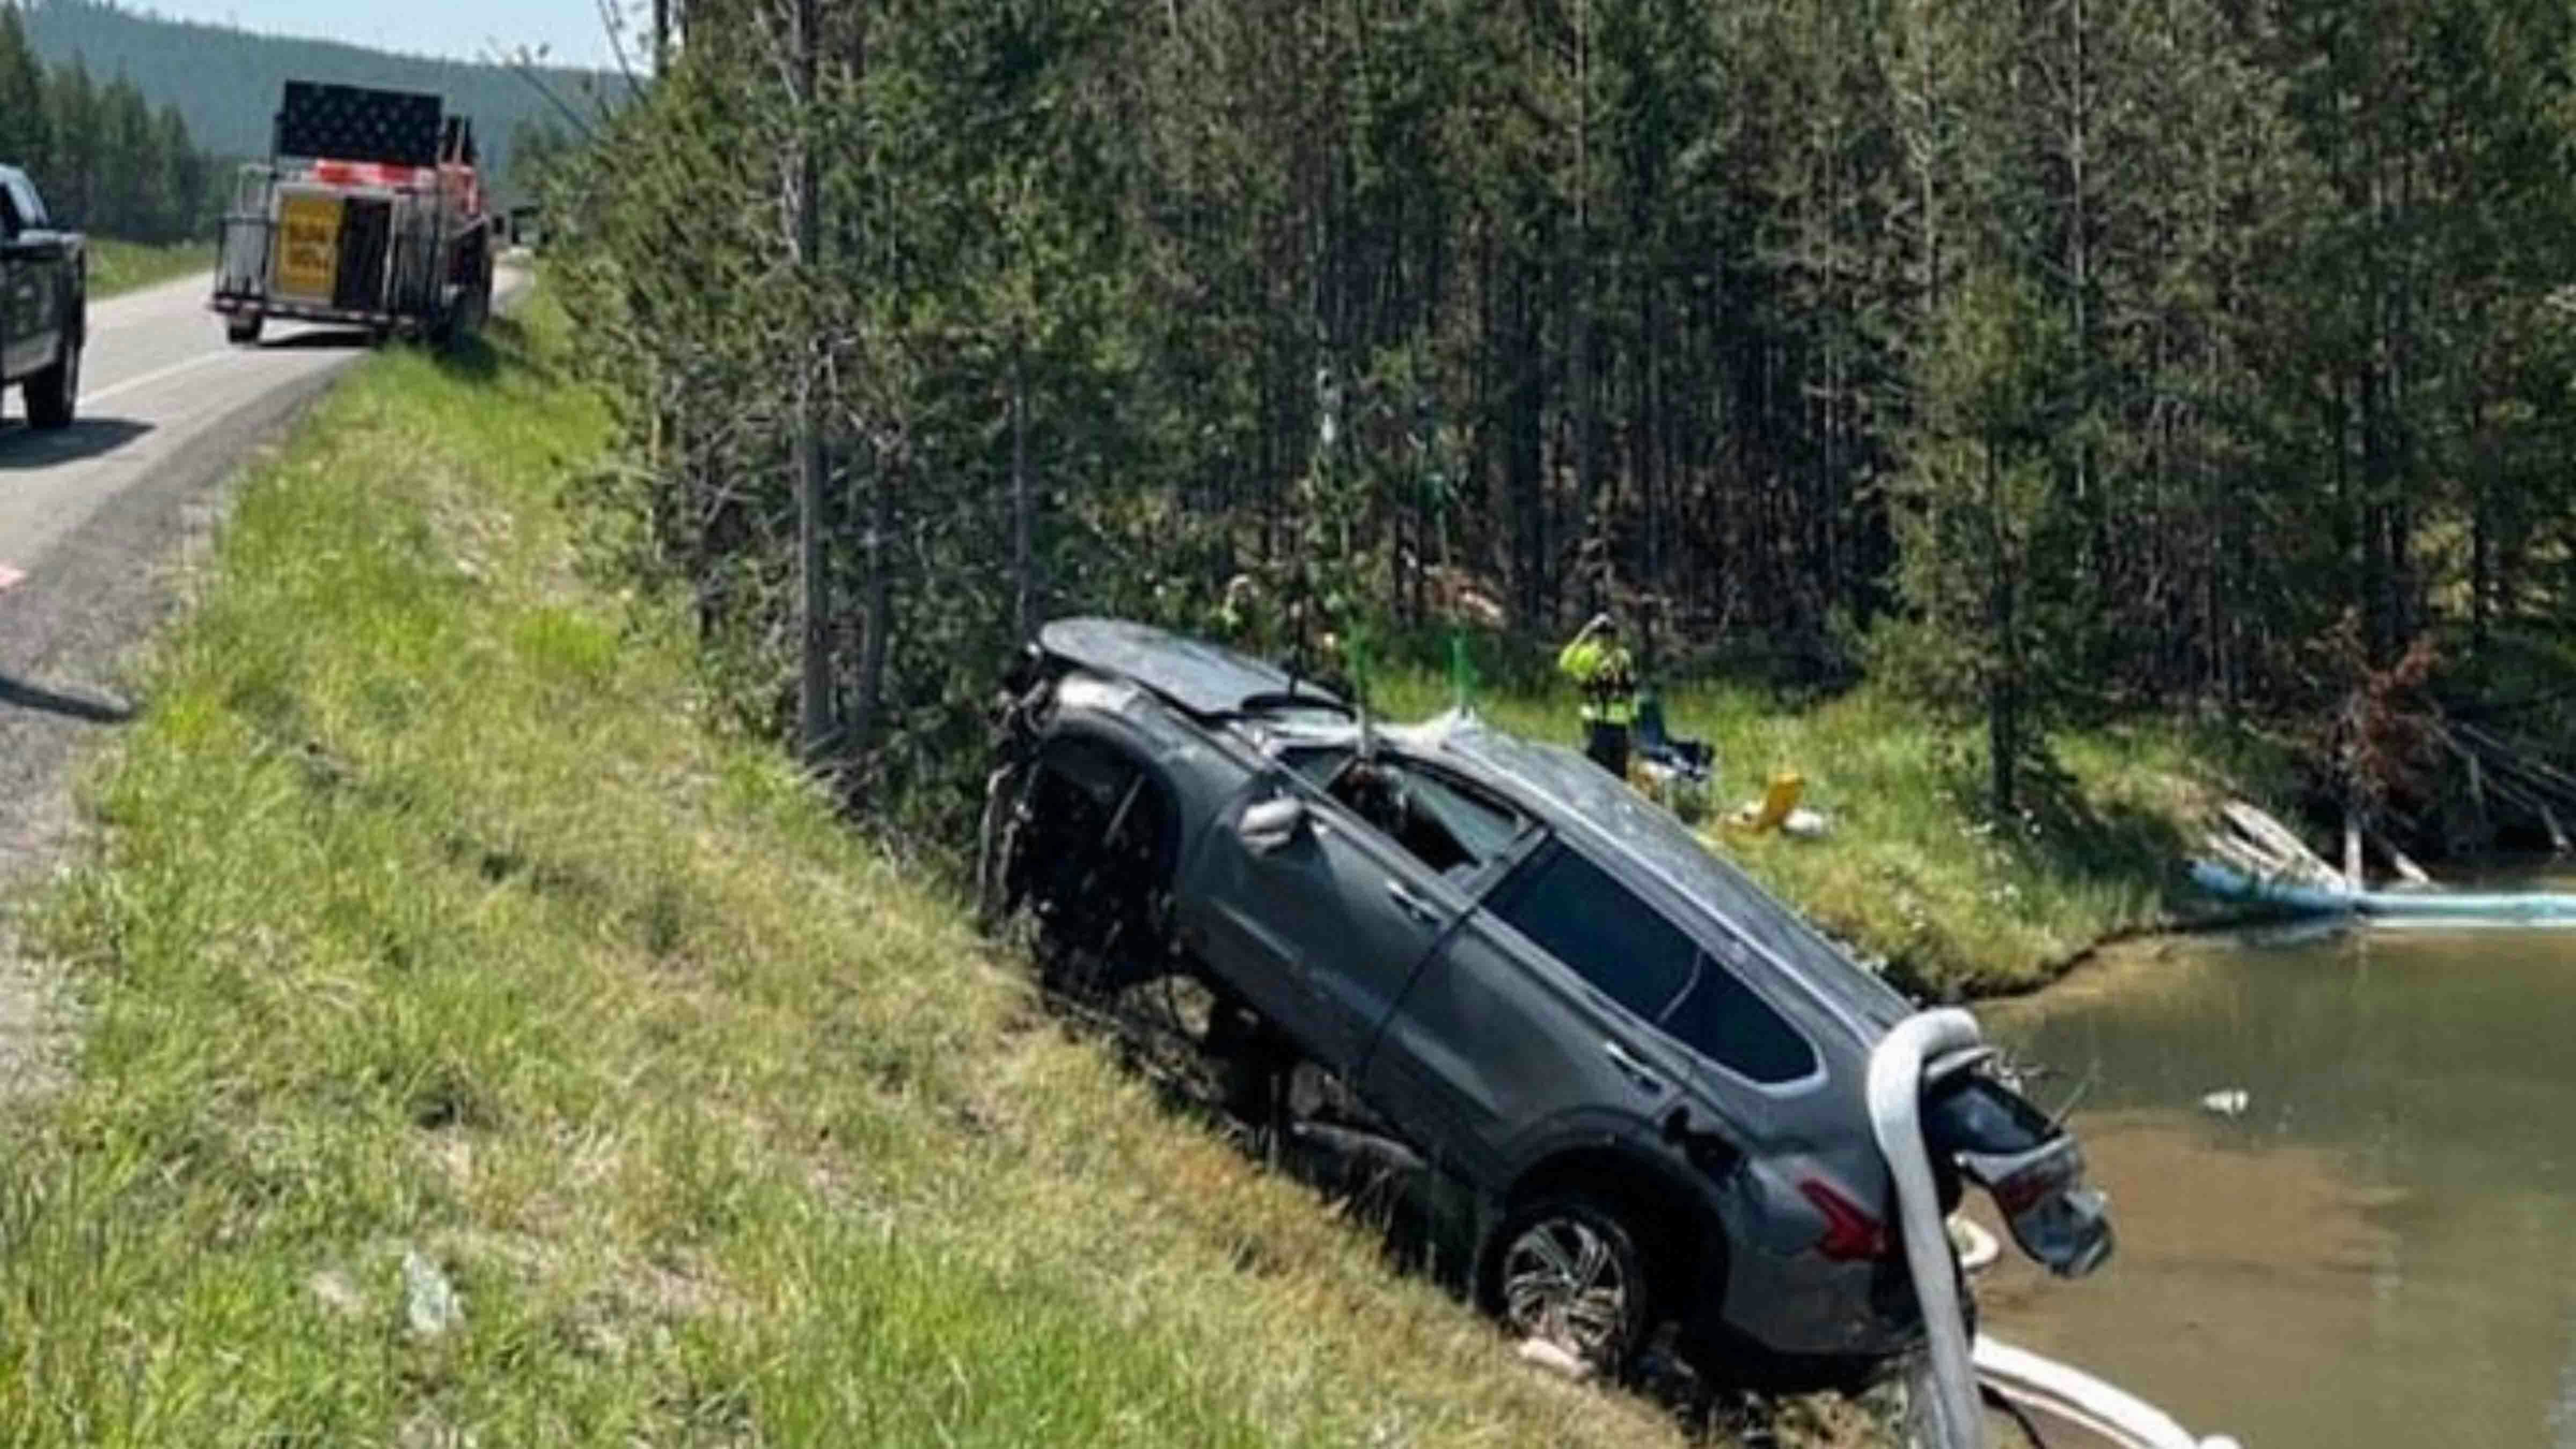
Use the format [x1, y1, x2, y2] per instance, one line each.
[402, 1248, 463, 1338]
[2199, 1089, 2251, 1118]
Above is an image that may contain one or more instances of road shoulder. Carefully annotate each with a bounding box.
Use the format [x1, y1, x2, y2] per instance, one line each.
[0, 357, 343, 1101]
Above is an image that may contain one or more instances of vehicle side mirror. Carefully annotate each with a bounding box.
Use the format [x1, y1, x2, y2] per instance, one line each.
[1238, 795, 1307, 854]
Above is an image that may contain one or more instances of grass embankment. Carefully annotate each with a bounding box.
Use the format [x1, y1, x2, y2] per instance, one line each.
[0, 305, 1876, 1446]
[1371, 672, 2279, 998]
[87, 237, 215, 298]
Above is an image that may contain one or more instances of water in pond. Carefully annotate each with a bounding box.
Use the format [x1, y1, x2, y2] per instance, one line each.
[1968, 880, 2576, 1449]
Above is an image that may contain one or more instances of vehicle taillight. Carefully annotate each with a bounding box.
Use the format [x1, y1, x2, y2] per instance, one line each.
[1799, 1177, 1891, 1261]
[1989, 1158, 2072, 1216]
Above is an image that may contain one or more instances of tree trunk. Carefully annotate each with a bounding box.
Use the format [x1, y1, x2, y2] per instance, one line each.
[1011, 343, 1033, 640]
[793, 0, 830, 762]
[852, 435, 895, 762]
[1988, 449, 2018, 818]
[2471, 397, 2492, 660]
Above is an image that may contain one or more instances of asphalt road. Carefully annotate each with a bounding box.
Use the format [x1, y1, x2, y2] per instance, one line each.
[0, 270, 509, 1094]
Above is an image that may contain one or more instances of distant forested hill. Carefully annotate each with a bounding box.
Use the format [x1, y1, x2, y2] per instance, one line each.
[17, 0, 617, 196]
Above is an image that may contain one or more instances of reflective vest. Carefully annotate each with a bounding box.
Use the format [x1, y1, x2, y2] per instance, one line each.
[1558, 636, 1637, 726]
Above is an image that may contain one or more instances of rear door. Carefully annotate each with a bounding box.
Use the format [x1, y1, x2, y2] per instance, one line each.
[1364, 838, 1729, 1184]
[335, 197, 394, 311]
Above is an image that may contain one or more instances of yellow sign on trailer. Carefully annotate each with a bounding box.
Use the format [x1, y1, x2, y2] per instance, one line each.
[275, 191, 343, 303]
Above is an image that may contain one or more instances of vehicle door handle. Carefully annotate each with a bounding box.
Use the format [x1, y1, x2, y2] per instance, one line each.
[1385, 880, 1441, 925]
[1602, 1040, 1666, 1096]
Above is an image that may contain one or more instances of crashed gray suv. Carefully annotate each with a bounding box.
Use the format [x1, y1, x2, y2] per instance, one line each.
[980, 619, 2110, 1384]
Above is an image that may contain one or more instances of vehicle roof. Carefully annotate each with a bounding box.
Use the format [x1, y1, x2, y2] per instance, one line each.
[1039, 617, 1345, 719]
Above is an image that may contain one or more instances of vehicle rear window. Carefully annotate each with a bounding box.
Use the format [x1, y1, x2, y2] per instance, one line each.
[1487, 845, 1694, 1021]
[1658, 945, 1819, 1084]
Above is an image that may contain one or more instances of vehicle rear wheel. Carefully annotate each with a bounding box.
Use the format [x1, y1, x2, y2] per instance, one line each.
[225, 313, 264, 346]
[24, 331, 78, 429]
[1485, 1194, 1659, 1380]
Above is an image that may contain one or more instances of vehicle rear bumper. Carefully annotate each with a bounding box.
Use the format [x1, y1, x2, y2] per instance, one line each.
[209, 295, 400, 329]
[1690, 1236, 1925, 1362]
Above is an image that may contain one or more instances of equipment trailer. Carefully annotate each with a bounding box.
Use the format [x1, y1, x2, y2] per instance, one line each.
[211, 81, 494, 347]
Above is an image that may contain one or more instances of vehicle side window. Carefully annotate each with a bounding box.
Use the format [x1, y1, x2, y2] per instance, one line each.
[1328, 758, 1524, 880]
[7, 178, 42, 228]
[1657, 939, 1818, 1084]
[1486, 844, 1695, 1021]
[1280, 746, 1350, 787]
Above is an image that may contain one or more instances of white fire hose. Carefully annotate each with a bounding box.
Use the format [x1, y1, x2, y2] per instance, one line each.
[1868, 1009, 2243, 1449]
[1868, 1009, 1993, 1447]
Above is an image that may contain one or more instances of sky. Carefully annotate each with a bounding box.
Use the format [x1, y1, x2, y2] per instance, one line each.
[128, 0, 646, 72]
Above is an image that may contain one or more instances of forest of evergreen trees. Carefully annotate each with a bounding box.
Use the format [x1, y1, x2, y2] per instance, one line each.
[0, 4, 213, 242]
[551, 0, 2576, 830]
[13, 0, 619, 206]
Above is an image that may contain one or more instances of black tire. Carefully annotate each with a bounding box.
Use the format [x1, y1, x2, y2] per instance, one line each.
[439, 241, 491, 350]
[225, 313, 264, 346]
[1007, 741, 1177, 998]
[974, 762, 1034, 933]
[1483, 1194, 1660, 1380]
[23, 330, 78, 429]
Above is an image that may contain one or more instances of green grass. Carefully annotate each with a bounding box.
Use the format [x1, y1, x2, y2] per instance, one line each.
[0, 301, 1884, 1447]
[1371, 670, 2284, 998]
[86, 238, 216, 299]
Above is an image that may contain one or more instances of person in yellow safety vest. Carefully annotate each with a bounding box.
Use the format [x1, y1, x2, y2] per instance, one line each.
[1213, 574, 1269, 657]
[1558, 610, 1638, 778]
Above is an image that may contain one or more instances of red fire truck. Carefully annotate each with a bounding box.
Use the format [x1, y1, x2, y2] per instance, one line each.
[211, 81, 494, 347]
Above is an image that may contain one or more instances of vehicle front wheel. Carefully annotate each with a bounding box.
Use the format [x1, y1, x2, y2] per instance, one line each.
[994, 741, 1178, 998]
[24, 331, 78, 429]
[226, 313, 264, 346]
[1485, 1195, 1659, 1380]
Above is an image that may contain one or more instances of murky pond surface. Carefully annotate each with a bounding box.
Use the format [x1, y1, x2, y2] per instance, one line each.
[1969, 873, 2576, 1449]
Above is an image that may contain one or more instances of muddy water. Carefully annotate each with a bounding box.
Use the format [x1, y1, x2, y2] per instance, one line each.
[1968, 884, 2576, 1449]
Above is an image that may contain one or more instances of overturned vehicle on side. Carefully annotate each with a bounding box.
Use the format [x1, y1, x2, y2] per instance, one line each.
[979, 618, 2111, 1386]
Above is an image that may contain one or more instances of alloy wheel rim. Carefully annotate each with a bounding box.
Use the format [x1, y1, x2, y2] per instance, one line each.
[1499, 1217, 1629, 1359]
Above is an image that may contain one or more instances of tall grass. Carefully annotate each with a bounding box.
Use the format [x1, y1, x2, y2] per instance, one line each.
[85, 238, 214, 298]
[0, 303, 1882, 1447]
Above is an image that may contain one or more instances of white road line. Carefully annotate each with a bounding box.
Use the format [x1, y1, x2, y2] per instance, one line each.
[77, 349, 236, 409]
